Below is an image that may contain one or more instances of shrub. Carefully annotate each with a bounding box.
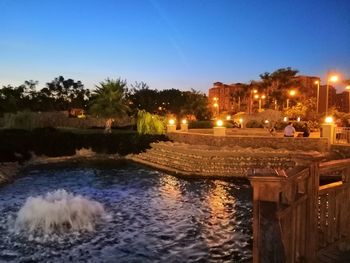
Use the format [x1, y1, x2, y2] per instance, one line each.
[246, 120, 263, 128]
[0, 129, 169, 162]
[188, 120, 213, 129]
[136, 110, 166, 135]
[3, 112, 38, 130]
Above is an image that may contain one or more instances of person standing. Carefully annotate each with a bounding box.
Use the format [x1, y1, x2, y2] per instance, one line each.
[284, 122, 296, 137]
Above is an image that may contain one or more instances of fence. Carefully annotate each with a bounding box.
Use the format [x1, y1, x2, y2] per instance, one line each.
[334, 127, 350, 144]
[248, 158, 350, 262]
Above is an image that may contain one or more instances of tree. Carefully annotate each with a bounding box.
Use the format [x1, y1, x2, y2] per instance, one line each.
[44, 76, 90, 111]
[259, 67, 300, 110]
[136, 110, 165, 134]
[128, 82, 160, 114]
[181, 89, 212, 120]
[89, 78, 130, 132]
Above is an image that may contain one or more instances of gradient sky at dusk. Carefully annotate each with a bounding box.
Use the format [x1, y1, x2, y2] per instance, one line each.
[0, 0, 349, 92]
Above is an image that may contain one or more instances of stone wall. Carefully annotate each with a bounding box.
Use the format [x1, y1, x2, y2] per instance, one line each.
[168, 131, 329, 152]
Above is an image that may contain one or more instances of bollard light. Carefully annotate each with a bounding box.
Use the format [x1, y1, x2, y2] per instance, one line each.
[325, 116, 334, 124]
[216, 120, 223, 127]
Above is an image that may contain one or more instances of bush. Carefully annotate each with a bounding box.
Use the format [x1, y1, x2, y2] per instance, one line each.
[3, 112, 38, 130]
[246, 120, 263, 128]
[0, 129, 169, 162]
[188, 120, 213, 129]
[137, 110, 166, 135]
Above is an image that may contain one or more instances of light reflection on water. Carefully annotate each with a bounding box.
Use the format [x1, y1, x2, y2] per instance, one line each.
[0, 163, 252, 262]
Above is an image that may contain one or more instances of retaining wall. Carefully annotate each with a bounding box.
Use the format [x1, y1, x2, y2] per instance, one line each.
[168, 131, 329, 152]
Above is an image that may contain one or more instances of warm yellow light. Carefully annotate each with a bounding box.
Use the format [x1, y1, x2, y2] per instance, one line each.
[213, 97, 218, 101]
[226, 115, 231, 120]
[239, 118, 243, 123]
[213, 103, 218, 108]
[297, 117, 301, 122]
[261, 95, 266, 99]
[329, 75, 338, 82]
[181, 119, 187, 124]
[283, 117, 288, 122]
[169, 119, 175, 125]
[289, 90, 296, 96]
[264, 119, 269, 124]
[216, 120, 223, 127]
[314, 80, 320, 85]
[253, 89, 258, 94]
[254, 94, 259, 99]
[346, 85, 350, 90]
[325, 116, 334, 124]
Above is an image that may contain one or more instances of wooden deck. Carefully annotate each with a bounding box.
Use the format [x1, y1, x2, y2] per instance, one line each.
[317, 244, 350, 263]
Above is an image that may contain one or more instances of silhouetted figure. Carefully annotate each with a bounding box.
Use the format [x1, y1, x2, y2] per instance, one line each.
[303, 123, 310, 137]
[284, 122, 295, 137]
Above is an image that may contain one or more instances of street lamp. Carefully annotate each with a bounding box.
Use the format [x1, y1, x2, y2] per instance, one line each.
[314, 80, 320, 114]
[249, 89, 258, 115]
[326, 74, 338, 115]
[213, 97, 219, 117]
[254, 94, 266, 111]
[346, 85, 350, 113]
[287, 90, 296, 109]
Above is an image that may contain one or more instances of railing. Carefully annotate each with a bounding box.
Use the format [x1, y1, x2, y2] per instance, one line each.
[318, 160, 350, 250]
[248, 158, 350, 262]
[334, 127, 350, 144]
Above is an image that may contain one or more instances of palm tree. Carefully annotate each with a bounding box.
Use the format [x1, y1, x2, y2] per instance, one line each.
[89, 78, 130, 133]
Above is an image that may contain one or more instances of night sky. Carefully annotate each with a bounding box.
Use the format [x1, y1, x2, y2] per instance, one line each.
[0, 0, 349, 92]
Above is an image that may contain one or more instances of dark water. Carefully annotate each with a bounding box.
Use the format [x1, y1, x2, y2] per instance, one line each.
[0, 163, 252, 262]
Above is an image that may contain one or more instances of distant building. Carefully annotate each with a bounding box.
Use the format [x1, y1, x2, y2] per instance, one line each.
[207, 75, 350, 115]
[294, 75, 320, 99]
[335, 91, 350, 113]
[208, 82, 248, 114]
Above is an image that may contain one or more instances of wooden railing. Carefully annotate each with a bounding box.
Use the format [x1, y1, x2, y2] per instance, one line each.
[334, 127, 350, 144]
[318, 160, 350, 250]
[248, 158, 350, 262]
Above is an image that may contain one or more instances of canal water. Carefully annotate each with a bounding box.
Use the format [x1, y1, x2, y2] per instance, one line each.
[0, 163, 252, 262]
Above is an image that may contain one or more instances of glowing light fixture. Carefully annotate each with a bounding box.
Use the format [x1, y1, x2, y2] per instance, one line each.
[325, 116, 334, 124]
[264, 120, 269, 124]
[254, 94, 259, 99]
[213, 103, 218, 108]
[329, 75, 338, 82]
[297, 117, 301, 122]
[239, 118, 243, 123]
[216, 120, 223, 127]
[283, 117, 288, 122]
[169, 119, 175, 125]
[226, 115, 231, 120]
[181, 119, 187, 124]
[289, 90, 296, 96]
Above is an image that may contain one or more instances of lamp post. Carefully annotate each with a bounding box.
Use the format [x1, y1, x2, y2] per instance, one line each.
[249, 89, 258, 114]
[314, 80, 320, 114]
[346, 85, 350, 113]
[286, 90, 296, 109]
[213, 97, 219, 117]
[326, 74, 338, 116]
[254, 94, 266, 112]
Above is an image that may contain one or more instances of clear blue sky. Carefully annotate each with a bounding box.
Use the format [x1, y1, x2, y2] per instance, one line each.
[0, 0, 349, 93]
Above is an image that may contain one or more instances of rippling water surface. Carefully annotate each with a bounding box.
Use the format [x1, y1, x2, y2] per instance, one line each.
[0, 163, 252, 262]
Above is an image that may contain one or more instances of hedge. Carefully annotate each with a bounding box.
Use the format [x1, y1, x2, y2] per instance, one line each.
[0, 128, 168, 162]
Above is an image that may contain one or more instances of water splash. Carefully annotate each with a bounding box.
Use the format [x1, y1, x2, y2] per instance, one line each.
[13, 189, 107, 236]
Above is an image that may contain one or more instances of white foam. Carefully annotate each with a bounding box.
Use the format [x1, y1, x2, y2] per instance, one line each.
[13, 189, 107, 236]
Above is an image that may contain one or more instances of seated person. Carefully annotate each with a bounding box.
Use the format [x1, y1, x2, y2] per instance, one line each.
[284, 122, 295, 137]
[303, 123, 310, 137]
